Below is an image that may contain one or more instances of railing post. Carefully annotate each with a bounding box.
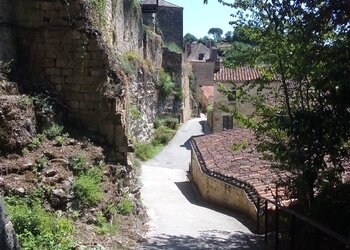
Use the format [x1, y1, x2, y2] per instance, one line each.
[275, 204, 279, 250]
[257, 196, 260, 234]
[265, 200, 268, 243]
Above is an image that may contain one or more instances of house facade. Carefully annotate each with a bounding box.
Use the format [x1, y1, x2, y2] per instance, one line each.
[208, 65, 281, 133]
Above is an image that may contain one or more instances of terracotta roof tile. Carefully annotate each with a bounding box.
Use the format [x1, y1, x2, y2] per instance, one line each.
[214, 65, 262, 82]
[191, 128, 288, 206]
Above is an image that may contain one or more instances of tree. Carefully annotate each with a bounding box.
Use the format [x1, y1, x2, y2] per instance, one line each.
[208, 27, 223, 42]
[208, 0, 350, 212]
[224, 31, 233, 42]
[183, 33, 198, 43]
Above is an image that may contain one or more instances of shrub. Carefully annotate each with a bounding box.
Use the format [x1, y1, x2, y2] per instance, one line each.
[73, 173, 102, 206]
[117, 196, 133, 215]
[35, 156, 48, 172]
[157, 69, 175, 100]
[164, 42, 183, 54]
[134, 141, 163, 161]
[18, 96, 33, 107]
[129, 105, 141, 119]
[154, 116, 179, 130]
[95, 212, 117, 235]
[54, 135, 66, 146]
[28, 136, 42, 150]
[153, 126, 175, 144]
[44, 124, 64, 139]
[4, 196, 75, 249]
[69, 154, 89, 175]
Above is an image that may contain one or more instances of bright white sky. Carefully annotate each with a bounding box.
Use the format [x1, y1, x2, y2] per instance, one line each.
[168, 0, 235, 39]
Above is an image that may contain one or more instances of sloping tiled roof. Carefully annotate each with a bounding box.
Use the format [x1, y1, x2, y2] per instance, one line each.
[214, 65, 261, 82]
[191, 129, 288, 203]
[141, 0, 182, 8]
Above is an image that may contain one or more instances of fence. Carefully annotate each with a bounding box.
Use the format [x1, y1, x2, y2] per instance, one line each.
[256, 196, 350, 250]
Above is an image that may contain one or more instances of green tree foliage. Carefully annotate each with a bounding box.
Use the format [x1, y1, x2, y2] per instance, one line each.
[184, 33, 198, 43]
[208, 0, 350, 211]
[208, 27, 223, 42]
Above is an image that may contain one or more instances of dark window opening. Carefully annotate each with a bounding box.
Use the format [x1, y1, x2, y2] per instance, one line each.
[223, 116, 233, 130]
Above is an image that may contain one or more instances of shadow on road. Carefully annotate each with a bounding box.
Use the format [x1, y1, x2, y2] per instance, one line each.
[174, 181, 257, 233]
[180, 120, 211, 150]
[139, 230, 266, 249]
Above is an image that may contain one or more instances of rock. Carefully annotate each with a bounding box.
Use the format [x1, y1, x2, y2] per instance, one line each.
[44, 168, 57, 177]
[15, 187, 25, 194]
[49, 188, 68, 208]
[0, 95, 36, 153]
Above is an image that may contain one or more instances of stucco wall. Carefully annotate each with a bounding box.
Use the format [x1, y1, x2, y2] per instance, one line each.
[191, 150, 258, 224]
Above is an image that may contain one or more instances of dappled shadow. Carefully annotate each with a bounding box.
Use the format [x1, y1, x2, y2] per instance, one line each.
[138, 230, 266, 249]
[174, 181, 257, 233]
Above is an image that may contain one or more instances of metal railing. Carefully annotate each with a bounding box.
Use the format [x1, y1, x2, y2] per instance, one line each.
[256, 196, 350, 250]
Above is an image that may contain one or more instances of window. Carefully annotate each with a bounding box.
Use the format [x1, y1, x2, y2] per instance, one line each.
[223, 116, 233, 130]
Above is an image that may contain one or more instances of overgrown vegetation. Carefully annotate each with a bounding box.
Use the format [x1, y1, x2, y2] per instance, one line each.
[164, 42, 183, 54]
[129, 105, 142, 119]
[5, 196, 75, 249]
[88, 0, 107, 25]
[73, 167, 103, 206]
[134, 116, 179, 161]
[156, 69, 176, 101]
[117, 196, 133, 215]
[124, 0, 141, 18]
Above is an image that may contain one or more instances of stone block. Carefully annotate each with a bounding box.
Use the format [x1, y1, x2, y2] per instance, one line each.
[45, 50, 58, 59]
[50, 76, 65, 84]
[55, 84, 62, 92]
[80, 84, 97, 93]
[62, 68, 73, 76]
[66, 101, 79, 109]
[64, 84, 80, 92]
[79, 101, 94, 110]
[82, 93, 102, 102]
[56, 58, 73, 68]
[45, 67, 62, 76]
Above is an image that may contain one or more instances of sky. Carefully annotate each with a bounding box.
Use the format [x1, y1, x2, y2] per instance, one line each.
[167, 0, 235, 39]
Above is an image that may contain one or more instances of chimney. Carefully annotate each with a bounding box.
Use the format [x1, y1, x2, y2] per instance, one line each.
[206, 40, 212, 49]
[210, 48, 218, 61]
[186, 43, 192, 56]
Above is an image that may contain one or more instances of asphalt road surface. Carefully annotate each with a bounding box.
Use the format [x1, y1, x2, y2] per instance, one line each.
[139, 116, 265, 249]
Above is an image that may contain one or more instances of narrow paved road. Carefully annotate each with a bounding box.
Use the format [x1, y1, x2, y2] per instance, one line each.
[139, 116, 265, 249]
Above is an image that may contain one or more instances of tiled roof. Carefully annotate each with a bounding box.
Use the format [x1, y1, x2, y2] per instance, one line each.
[200, 86, 214, 100]
[214, 65, 261, 82]
[141, 0, 182, 8]
[191, 129, 288, 203]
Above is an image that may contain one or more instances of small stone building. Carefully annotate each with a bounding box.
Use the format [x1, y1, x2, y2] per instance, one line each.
[190, 128, 287, 225]
[208, 66, 281, 133]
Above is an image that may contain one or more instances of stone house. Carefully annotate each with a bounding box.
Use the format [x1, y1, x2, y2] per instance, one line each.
[207, 65, 281, 133]
[185, 42, 219, 112]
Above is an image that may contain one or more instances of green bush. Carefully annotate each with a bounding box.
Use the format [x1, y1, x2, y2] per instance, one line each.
[35, 156, 48, 172]
[157, 69, 176, 100]
[28, 136, 42, 150]
[164, 42, 183, 54]
[153, 126, 175, 144]
[73, 173, 102, 206]
[69, 154, 89, 175]
[95, 212, 117, 235]
[134, 141, 164, 161]
[117, 196, 133, 215]
[154, 116, 179, 130]
[4, 196, 75, 250]
[44, 124, 64, 139]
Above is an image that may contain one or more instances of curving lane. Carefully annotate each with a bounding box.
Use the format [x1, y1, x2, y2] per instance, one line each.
[139, 116, 265, 249]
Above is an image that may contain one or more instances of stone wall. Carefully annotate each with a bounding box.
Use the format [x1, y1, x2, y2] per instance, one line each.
[190, 149, 260, 226]
[192, 62, 215, 86]
[0, 1, 16, 62]
[157, 5, 183, 48]
[0, 197, 19, 250]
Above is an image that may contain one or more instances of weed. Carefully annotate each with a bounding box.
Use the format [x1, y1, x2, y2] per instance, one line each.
[44, 124, 64, 139]
[230, 139, 249, 151]
[54, 135, 67, 146]
[4, 196, 75, 249]
[69, 154, 89, 175]
[153, 116, 178, 130]
[164, 42, 183, 54]
[18, 96, 33, 107]
[129, 105, 142, 119]
[153, 126, 175, 144]
[134, 141, 163, 161]
[157, 69, 176, 100]
[32, 94, 54, 115]
[22, 147, 29, 156]
[117, 196, 133, 215]
[73, 174, 102, 206]
[35, 156, 48, 172]
[206, 104, 214, 113]
[95, 212, 118, 235]
[28, 136, 42, 150]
